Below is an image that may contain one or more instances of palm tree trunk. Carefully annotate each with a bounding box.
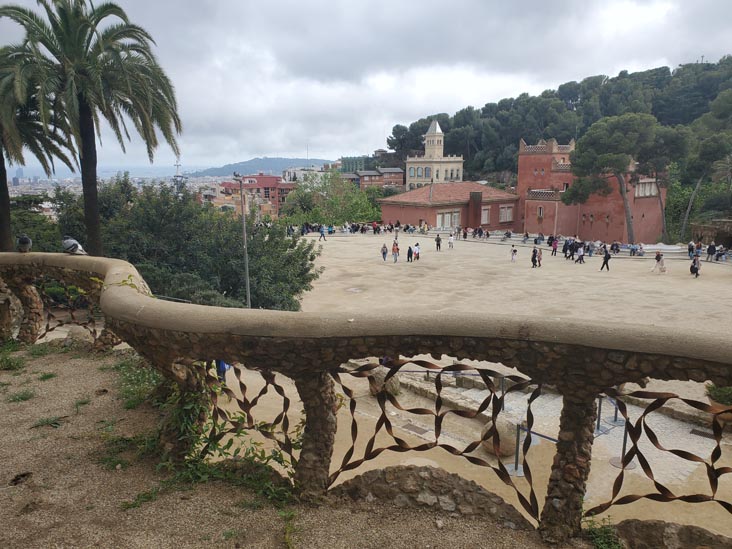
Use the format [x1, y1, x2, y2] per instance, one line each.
[78, 97, 102, 256]
[679, 172, 705, 242]
[0, 145, 13, 252]
[615, 172, 635, 244]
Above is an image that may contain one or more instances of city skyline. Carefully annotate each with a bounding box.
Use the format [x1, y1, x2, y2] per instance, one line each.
[2, 0, 731, 175]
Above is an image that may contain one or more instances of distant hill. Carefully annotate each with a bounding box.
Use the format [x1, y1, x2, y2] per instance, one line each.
[188, 157, 332, 177]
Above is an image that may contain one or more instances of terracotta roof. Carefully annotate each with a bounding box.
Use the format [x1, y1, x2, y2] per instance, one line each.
[378, 182, 517, 206]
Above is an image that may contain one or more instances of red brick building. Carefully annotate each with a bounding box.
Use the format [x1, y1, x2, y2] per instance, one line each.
[517, 139, 666, 243]
[219, 173, 295, 218]
[355, 168, 405, 190]
[378, 181, 519, 230]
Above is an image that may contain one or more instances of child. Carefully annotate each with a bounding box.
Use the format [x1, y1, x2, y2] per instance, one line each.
[511, 245, 517, 262]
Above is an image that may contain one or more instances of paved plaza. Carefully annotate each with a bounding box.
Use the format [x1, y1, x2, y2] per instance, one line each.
[294, 232, 732, 536]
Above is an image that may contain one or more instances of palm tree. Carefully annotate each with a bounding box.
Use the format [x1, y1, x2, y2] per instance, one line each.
[0, 0, 182, 256]
[0, 45, 74, 252]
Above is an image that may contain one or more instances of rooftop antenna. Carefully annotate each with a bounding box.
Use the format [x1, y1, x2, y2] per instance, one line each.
[173, 157, 187, 195]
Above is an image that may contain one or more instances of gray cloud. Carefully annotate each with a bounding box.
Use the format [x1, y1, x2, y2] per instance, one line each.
[2, 0, 731, 174]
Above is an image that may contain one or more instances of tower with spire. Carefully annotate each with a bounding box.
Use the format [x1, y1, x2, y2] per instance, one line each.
[405, 120, 463, 190]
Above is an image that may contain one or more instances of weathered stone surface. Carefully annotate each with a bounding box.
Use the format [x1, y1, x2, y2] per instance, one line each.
[615, 519, 732, 549]
[330, 466, 532, 529]
[480, 416, 518, 457]
[368, 365, 400, 396]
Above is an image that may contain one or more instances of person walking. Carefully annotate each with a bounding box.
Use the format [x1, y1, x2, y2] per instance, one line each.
[407, 246, 413, 262]
[575, 244, 585, 264]
[414, 243, 420, 260]
[381, 243, 388, 261]
[551, 238, 558, 256]
[448, 234, 455, 249]
[531, 246, 538, 268]
[318, 225, 327, 241]
[691, 255, 701, 278]
[537, 248, 543, 267]
[391, 241, 400, 263]
[707, 242, 716, 261]
[600, 245, 611, 271]
[435, 234, 442, 251]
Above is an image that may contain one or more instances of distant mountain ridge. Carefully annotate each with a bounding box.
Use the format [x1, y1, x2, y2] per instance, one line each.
[189, 157, 332, 177]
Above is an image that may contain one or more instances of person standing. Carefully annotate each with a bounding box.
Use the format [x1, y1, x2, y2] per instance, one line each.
[391, 241, 399, 263]
[552, 238, 558, 256]
[511, 245, 517, 262]
[688, 241, 695, 259]
[691, 255, 701, 278]
[651, 251, 662, 273]
[707, 242, 716, 261]
[435, 234, 442, 251]
[462, 228, 468, 240]
[381, 243, 388, 262]
[414, 243, 420, 260]
[537, 248, 543, 267]
[600, 245, 611, 271]
[407, 246, 413, 262]
[531, 246, 538, 268]
[448, 234, 455, 249]
[319, 225, 326, 241]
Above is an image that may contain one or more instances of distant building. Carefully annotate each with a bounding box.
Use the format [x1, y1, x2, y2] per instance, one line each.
[199, 173, 295, 219]
[354, 167, 405, 190]
[15, 167, 23, 179]
[282, 166, 328, 183]
[516, 138, 666, 243]
[378, 181, 518, 231]
[405, 121, 463, 190]
[11, 177, 19, 187]
[340, 156, 369, 173]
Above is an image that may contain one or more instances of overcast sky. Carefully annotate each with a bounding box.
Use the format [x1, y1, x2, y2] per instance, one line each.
[2, 0, 731, 175]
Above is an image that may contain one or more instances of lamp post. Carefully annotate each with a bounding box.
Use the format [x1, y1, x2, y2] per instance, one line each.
[233, 172, 252, 308]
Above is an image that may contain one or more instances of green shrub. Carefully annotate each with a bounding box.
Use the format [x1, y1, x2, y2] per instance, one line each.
[7, 389, 35, 403]
[28, 343, 53, 358]
[38, 372, 57, 381]
[706, 384, 732, 406]
[0, 354, 25, 371]
[114, 357, 162, 409]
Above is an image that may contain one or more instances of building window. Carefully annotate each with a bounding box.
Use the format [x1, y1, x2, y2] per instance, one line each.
[481, 207, 490, 224]
[636, 182, 658, 197]
[436, 169, 440, 180]
[409, 167, 415, 177]
[537, 206, 544, 218]
[417, 167, 423, 178]
[425, 167, 431, 179]
[264, 187, 270, 199]
[450, 169, 454, 180]
[499, 205, 514, 223]
[456, 169, 460, 180]
[444, 171, 448, 181]
[563, 182, 569, 191]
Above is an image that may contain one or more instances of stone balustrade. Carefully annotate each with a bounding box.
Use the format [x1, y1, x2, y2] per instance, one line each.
[1, 253, 731, 543]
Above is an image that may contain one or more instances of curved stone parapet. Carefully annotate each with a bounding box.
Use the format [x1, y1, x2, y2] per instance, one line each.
[1, 252, 731, 542]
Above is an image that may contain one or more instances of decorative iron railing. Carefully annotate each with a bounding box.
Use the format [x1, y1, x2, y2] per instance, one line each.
[1, 253, 731, 543]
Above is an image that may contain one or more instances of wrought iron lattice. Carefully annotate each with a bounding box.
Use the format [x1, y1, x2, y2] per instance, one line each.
[585, 388, 732, 517]
[37, 277, 99, 340]
[202, 362, 299, 470]
[330, 357, 544, 521]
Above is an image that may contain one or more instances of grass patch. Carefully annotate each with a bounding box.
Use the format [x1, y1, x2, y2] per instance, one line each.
[120, 487, 159, 510]
[583, 517, 623, 549]
[74, 397, 91, 413]
[96, 433, 159, 470]
[222, 529, 239, 541]
[114, 357, 162, 409]
[32, 416, 65, 429]
[7, 389, 35, 403]
[27, 343, 52, 358]
[0, 340, 21, 353]
[280, 508, 298, 549]
[0, 381, 10, 391]
[38, 372, 57, 381]
[0, 354, 25, 371]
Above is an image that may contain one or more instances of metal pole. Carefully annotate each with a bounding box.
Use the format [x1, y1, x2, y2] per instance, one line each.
[500, 376, 506, 412]
[237, 177, 252, 308]
[596, 395, 603, 433]
[514, 423, 521, 471]
[620, 421, 628, 459]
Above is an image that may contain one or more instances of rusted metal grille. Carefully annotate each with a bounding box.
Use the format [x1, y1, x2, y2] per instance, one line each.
[585, 387, 732, 517]
[329, 358, 544, 521]
[37, 276, 99, 341]
[204, 363, 299, 469]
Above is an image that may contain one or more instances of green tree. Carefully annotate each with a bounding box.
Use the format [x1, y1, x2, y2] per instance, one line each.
[570, 113, 659, 243]
[9, 194, 60, 251]
[0, 44, 74, 251]
[1, 0, 182, 256]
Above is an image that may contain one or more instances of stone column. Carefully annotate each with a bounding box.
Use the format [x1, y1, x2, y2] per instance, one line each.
[0, 277, 12, 341]
[93, 327, 122, 351]
[539, 393, 597, 543]
[293, 371, 338, 501]
[16, 284, 44, 344]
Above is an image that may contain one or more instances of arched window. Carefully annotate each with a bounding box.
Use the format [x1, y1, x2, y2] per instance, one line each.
[409, 167, 415, 177]
[450, 169, 454, 180]
[455, 169, 460, 180]
[417, 167, 423, 178]
[425, 167, 431, 179]
[444, 170, 448, 181]
[435, 169, 440, 180]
